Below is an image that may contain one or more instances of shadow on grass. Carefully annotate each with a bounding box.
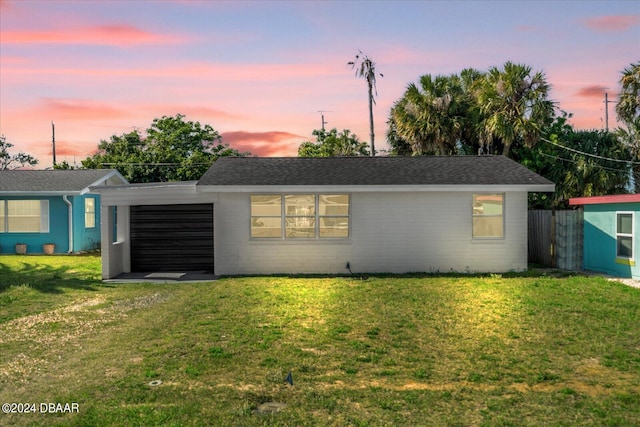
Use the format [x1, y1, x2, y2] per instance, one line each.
[0, 259, 105, 294]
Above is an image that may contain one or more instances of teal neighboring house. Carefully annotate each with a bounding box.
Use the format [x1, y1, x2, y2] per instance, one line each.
[569, 194, 640, 279]
[0, 169, 127, 254]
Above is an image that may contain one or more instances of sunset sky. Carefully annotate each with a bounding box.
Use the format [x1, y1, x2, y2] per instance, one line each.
[1, 0, 638, 168]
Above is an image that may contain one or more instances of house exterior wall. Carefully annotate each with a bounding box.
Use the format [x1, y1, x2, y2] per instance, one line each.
[0, 195, 69, 254]
[0, 194, 104, 254]
[98, 184, 214, 279]
[71, 195, 101, 252]
[583, 203, 640, 279]
[214, 191, 528, 275]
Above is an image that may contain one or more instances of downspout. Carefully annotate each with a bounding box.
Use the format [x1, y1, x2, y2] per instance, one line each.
[63, 195, 73, 253]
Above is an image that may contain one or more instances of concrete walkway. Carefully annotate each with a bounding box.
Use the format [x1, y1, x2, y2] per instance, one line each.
[104, 271, 217, 283]
[581, 270, 640, 289]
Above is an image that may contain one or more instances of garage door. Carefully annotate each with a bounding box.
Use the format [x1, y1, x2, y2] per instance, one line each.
[130, 204, 213, 273]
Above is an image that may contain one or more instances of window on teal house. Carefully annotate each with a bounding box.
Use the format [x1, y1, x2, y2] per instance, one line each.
[1, 200, 49, 232]
[85, 198, 96, 228]
[616, 212, 634, 259]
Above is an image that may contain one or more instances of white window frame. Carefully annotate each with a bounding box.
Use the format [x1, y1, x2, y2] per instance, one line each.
[250, 194, 283, 238]
[250, 194, 350, 240]
[1, 200, 49, 233]
[285, 194, 316, 238]
[616, 211, 634, 260]
[472, 193, 505, 239]
[85, 197, 96, 229]
[0, 200, 4, 232]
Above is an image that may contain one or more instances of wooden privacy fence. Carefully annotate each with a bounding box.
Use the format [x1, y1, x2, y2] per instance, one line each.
[528, 210, 583, 270]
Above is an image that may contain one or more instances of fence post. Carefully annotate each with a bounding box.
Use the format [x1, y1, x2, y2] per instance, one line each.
[550, 210, 556, 268]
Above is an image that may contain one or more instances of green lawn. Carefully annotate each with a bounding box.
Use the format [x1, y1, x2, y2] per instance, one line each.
[1, 255, 639, 426]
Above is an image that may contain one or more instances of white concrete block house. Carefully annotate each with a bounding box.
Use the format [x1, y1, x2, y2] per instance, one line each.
[95, 156, 554, 279]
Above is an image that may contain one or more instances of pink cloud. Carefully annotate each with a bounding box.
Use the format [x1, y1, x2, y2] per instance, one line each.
[0, 61, 341, 83]
[0, 0, 14, 11]
[38, 98, 132, 121]
[0, 56, 30, 66]
[1, 24, 189, 46]
[516, 24, 537, 32]
[139, 105, 244, 122]
[221, 131, 304, 156]
[48, 140, 89, 157]
[583, 15, 640, 32]
[576, 85, 608, 98]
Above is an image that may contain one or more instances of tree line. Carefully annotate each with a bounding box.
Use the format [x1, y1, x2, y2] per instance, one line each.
[299, 60, 639, 208]
[2, 61, 637, 209]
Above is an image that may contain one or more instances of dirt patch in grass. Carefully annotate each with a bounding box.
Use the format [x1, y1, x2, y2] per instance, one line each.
[322, 377, 640, 397]
[0, 292, 171, 384]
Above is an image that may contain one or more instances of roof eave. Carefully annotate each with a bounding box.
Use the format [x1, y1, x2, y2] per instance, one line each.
[0, 191, 83, 196]
[81, 170, 129, 194]
[569, 194, 640, 206]
[198, 184, 555, 193]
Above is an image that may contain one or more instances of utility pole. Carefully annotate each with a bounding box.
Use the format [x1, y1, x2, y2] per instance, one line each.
[52, 121, 57, 166]
[604, 92, 616, 132]
[318, 111, 331, 131]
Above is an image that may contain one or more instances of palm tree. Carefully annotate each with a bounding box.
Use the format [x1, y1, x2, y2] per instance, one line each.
[391, 73, 467, 155]
[475, 62, 554, 157]
[614, 62, 640, 192]
[616, 62, 640, 127]
[453, 68, 486, 153]
[349, 50, 382, 156]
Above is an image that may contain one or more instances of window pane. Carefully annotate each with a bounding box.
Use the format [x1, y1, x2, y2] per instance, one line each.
[319, 194, 349, 215]
[617, 213, 632, 235]
[85, 198, 96, 228]
[8, 200, 41, 232]
[285, 194, 315, 216]
[251, 217, 282, 238]
[617, 236, 633, 258]
[472, 194, 504, 238]
[251, 195, 281, 216]
[0, 200, 4, 232]
[473, 216, 504, 238]
[320, 217, 349, 238]
[285, 217, 315, 238]
[473, 194, 503, 215]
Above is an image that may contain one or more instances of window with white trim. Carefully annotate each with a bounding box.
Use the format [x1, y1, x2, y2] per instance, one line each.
[319, 194, 350, 238]
[251, 194, 350, 239]
[0, 200, 49, 233]
[251, 195, 282, 238]
[616, 212, 633, 259]
[472, 194, 504, 238]
[285, 194, 316, 238]
[85, 197, 96, 228]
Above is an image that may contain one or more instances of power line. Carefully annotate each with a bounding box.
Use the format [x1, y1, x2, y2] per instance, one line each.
[540, 137, 640, 166]
[538, 152, 630, 174]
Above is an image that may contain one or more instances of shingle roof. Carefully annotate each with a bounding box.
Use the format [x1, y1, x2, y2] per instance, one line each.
[197, 156, 554, 187]
[0, 169, 125, 193]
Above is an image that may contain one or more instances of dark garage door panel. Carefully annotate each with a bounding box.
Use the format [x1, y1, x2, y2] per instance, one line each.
[130, 204, 213, 272]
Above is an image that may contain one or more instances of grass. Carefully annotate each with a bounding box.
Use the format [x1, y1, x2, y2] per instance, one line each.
[1, 255, 639, 426]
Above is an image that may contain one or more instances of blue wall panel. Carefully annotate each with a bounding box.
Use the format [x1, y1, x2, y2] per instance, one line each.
[0, 194, 102, 254]
[583, 203, 639, 279]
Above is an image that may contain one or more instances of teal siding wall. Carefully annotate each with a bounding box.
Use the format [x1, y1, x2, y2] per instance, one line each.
[72, 195, 101, 252]
[0, 194, 102, 254]
[0, 196, 69, 254]
[583, 203, 639, 279]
